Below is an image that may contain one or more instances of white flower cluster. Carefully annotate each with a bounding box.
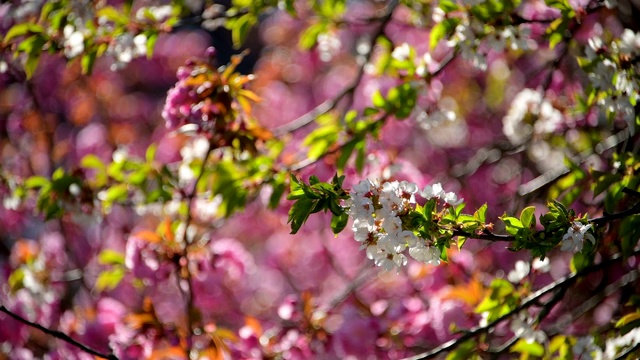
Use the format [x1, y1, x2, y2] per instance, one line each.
[444, 17, 488, 71]
[391, 43, 412, 62]
[502, 88, 563, 146]
[346, 179, 463, 271]
[179, 135, 210, 185]
[510, 312, 547, 344]
[432, 6, 533, 71]
[136, 5, 174, 22]
[560, 221, 595, 253]
[416, 94, 458, 130]
[317, 32, 341, 62]
[63, 25, 86, 59]
[599, 327, 640, 359]
[107, 33, 148, 71]
[585, 30, 640, 133]
[486, 26, 536, 53]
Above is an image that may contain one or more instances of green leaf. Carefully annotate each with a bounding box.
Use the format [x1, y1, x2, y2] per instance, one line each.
[25, 176, 50, 189]
[430, 18, 458, 50]
[95, 267, 125, 291]
[372, 90, 386, 108]
[231, 13, 256, 48]
[24, 52, 41, 79]
[288, 197, 316, 234]
[336, 138, 358, 170]
[103, 184, 129, 202]
[4, 23, 44, 43]
[510, 338, 544, 357]
[81, 154, 105, 169]
[615, 312, 640, 329]
[303, 122, 339, 160]
[570, 251, 591, 273]
[355, 141, 366, 173]
[474, 203, 487, 223]
[40, 1, 61, 22]
[8, 268, 25, 290]
[620, 215, 640, 258]
[548, 335, 569, 354]
[439, 0, 460, 13]
[98, 249, 125, 265]
[146, 32, 159, 59]
[520, 206, 536, 228]
[96, 6, 127, 24]
[299, 22, 327, 50]
[502, 216, 523, 235]
[445, 339, 476, 360]
[331, 212, 349, 234]
[145, 144, 157, 163]
[81, 51, 97, 74]
[282, 0, 296, 15]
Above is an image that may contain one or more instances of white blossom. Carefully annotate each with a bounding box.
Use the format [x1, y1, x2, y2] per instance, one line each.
[3, 194, 21, 210]
[421, 182, 463, 206]
[421, 183, 445, 199]
[179, 136, 210, 184]
[346, 179, 462, 270]
[408, 244, 441, 265]
[136, 5, 174, 22]
[507, 260, 530, 283]
[560, 221, 596, 253]
[600, 327, 640, 359]
[317, 32, 341, 62]
[63, 25, 85, 59]
[510, 312, 547, 344]
[617, 29, 640, 57]
[108, 33, 148, 71]
[502, 88, 563, 145]
[532, 257, 550, 272]
[391, 43, 411, 62]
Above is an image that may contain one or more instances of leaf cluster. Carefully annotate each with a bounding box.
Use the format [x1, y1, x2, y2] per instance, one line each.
[287, 174, 348, 234]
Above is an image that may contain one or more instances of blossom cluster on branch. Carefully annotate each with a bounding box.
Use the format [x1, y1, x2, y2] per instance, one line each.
[1, 0, 640, 359]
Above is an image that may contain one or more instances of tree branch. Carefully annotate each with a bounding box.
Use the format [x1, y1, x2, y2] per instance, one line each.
[0, 305, 118, 360]
[272, 0, 399, 137]
[402, 248, 640, 360]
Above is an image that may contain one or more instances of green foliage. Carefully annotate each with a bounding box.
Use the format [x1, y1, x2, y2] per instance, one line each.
[549, 158, 587, 207]
[95, 249, 126, 292]
[468, 0, 522, 22]
[371, 83, 418, 119]
[475, 278, 518, 323]
[615, 311, 640, 335]
[3, 0, 180, 77]
[446, 339, 478, 360]
[228, 13, 257, 48]
[22, 169, 84, 220]
[287, 174, 348, 234]
[303, 113, 341, 160]
[544, 0, 575, 49]
[548, 335, 573, 360]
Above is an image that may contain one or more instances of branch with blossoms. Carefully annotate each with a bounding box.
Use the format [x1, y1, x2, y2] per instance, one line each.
[402, 248, 640, 360]
[287, 174, 640, 271]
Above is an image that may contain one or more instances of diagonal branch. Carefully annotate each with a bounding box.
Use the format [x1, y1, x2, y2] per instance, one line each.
[272, 0, 399, 137]
[0, 305, 118, 360]
[401, 248, 640, 360]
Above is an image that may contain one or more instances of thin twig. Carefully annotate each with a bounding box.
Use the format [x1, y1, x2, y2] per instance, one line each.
[272, 0, 399, 137]
[0, 305, 118, 360]
[401, 248, 640, 360]
[178, 140, 216, 352]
